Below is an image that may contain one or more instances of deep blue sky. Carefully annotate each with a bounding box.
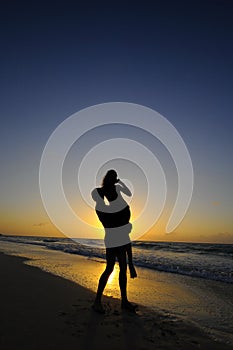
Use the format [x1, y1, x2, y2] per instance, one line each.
[0, 0, 233, 241]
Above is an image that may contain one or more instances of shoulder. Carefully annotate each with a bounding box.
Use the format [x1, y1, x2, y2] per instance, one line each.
[91, 188, 97, 200]
[91, 188, 101, 201]
[91, 187, 105, 200]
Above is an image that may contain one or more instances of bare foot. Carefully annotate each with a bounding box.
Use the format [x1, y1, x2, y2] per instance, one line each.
[121, 300, 137, 313]
[129, 264, 137, 278]
[92, 301, 105, 314]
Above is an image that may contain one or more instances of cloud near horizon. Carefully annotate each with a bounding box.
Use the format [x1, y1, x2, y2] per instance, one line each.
[32, 222, 48, 227]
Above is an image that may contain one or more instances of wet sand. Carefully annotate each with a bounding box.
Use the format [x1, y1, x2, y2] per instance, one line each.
[0, 252, 232, 350]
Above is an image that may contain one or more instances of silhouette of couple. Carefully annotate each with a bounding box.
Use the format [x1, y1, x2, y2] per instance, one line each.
[91, 169, 137, 314]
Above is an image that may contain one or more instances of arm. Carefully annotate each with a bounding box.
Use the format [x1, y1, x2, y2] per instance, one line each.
[117, 180, 132, 196]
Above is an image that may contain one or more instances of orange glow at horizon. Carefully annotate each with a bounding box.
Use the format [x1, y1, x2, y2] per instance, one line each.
[1, 198, 233, 244]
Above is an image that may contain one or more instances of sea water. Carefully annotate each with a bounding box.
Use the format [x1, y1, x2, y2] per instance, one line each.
[1, 234, 232, 283]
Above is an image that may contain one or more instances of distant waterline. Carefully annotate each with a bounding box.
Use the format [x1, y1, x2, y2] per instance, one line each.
[0, 235, 232, 284]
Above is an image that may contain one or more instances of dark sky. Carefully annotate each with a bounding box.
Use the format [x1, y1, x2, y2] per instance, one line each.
[1, 1, 233, 141]
[0, 0, 233, 240]
[1, 1, 233, 119]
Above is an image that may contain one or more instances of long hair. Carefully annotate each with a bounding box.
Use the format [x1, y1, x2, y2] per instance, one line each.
[101, 169, 118, 188]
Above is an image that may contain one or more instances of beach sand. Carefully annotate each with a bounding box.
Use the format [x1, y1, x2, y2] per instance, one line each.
[0, 252, 232, 350]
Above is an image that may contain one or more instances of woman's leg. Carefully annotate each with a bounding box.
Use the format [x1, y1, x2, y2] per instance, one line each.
[126, 242, 133, 264]
[125, 243, 137, 278]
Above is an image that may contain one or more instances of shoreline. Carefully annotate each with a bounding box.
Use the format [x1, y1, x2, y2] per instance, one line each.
[0, 252, 232, 349]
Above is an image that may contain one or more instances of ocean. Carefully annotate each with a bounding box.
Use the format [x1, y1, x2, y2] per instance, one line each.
[0, 234, 232, 284]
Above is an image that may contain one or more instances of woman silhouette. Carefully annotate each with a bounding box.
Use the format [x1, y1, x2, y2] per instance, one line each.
[91, 169, 137, 313]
